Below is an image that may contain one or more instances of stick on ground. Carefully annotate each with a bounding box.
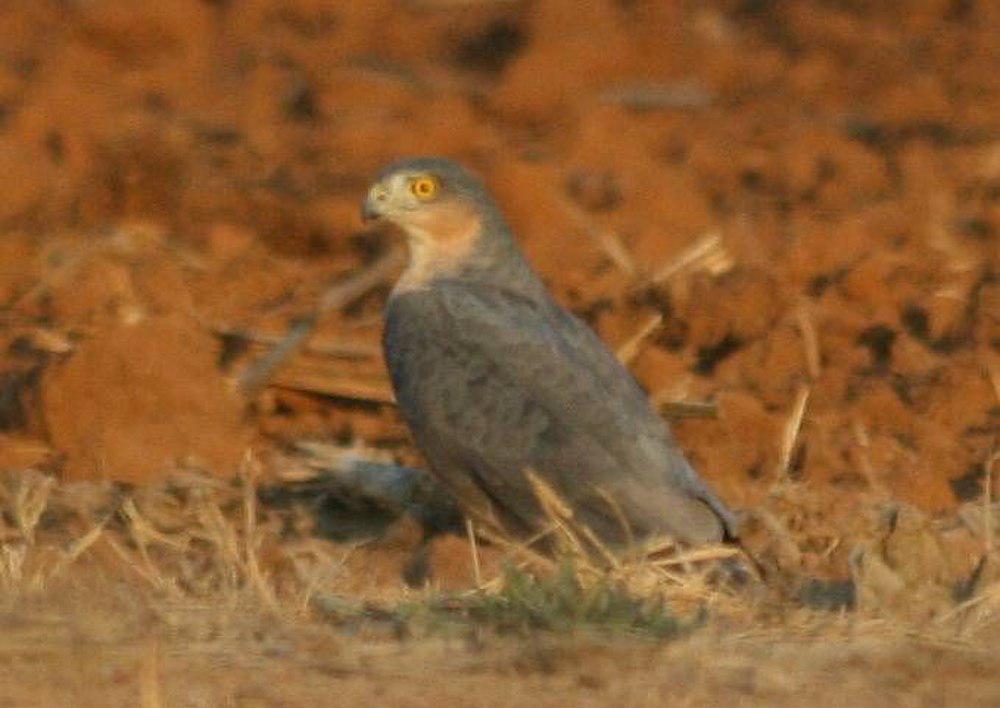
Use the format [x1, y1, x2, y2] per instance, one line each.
[236, 246, 405, 397]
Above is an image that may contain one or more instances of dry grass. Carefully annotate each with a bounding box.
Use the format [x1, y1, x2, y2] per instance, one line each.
[0, 452, 997, 705]
[616, 314, 664, 365]
[560, 198, 637, 277]
[648, 230, 734, 285]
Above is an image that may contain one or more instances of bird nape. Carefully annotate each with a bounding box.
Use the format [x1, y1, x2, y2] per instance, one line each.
[364, 156, 738, 555]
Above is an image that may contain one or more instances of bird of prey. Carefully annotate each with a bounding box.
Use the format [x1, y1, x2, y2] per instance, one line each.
[362, 157, 738, 548]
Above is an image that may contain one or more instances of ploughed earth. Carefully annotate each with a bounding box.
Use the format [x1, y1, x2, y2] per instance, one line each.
[0, 1, 997, 704]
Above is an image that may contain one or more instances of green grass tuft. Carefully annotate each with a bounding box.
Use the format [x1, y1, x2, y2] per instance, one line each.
[458, 563, 684, 638]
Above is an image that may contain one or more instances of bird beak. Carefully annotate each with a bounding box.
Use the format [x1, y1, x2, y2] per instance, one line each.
[361, 184, 389, 223]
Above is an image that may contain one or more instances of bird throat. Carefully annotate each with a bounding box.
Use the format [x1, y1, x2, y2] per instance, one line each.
[394, 202, 483, 293]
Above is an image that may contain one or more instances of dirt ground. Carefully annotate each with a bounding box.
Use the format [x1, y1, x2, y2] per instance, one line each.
[0, 0, 997, 705]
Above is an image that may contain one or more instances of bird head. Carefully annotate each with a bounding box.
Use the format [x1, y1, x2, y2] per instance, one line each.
[362, 157, 538, 293]
[361, 157, 492, 240]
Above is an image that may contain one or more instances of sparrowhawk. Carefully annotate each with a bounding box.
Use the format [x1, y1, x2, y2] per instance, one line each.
[362, 157, 737, 547]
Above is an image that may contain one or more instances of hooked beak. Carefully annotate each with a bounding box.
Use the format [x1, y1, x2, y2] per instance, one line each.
[361, 184, 389, 223]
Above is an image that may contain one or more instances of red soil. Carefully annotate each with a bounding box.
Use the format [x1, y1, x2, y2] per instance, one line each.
[0, 1, 996, 576]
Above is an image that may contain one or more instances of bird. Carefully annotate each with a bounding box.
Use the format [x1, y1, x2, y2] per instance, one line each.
[362, 157, 738, 549]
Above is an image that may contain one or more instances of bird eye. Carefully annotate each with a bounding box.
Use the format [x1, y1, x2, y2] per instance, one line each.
[409, 176, 439, 200]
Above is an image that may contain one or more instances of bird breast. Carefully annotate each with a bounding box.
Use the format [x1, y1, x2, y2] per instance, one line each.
[394, 201, 483, 294]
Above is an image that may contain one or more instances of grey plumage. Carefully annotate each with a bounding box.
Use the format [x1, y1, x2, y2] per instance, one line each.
[367, 157, 737, 547]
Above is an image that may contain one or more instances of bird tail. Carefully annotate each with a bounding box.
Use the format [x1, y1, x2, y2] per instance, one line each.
[676, 457, 742, 540]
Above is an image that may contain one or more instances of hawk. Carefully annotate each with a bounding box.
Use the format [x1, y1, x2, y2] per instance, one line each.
[363, 157, 737, 547]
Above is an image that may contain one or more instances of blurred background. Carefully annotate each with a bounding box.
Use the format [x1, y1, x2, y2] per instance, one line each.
[0, 1, 997, 701]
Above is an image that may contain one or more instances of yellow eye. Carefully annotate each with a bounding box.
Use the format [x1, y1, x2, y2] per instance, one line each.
[409, 176, 439, 200]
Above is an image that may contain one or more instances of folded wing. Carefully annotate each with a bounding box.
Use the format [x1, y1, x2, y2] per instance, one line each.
[384, 280, 735, 544]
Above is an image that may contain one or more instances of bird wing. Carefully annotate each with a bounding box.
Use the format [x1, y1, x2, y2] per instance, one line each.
[384, 280, 734, 543]
[545, 295, 738, 535]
